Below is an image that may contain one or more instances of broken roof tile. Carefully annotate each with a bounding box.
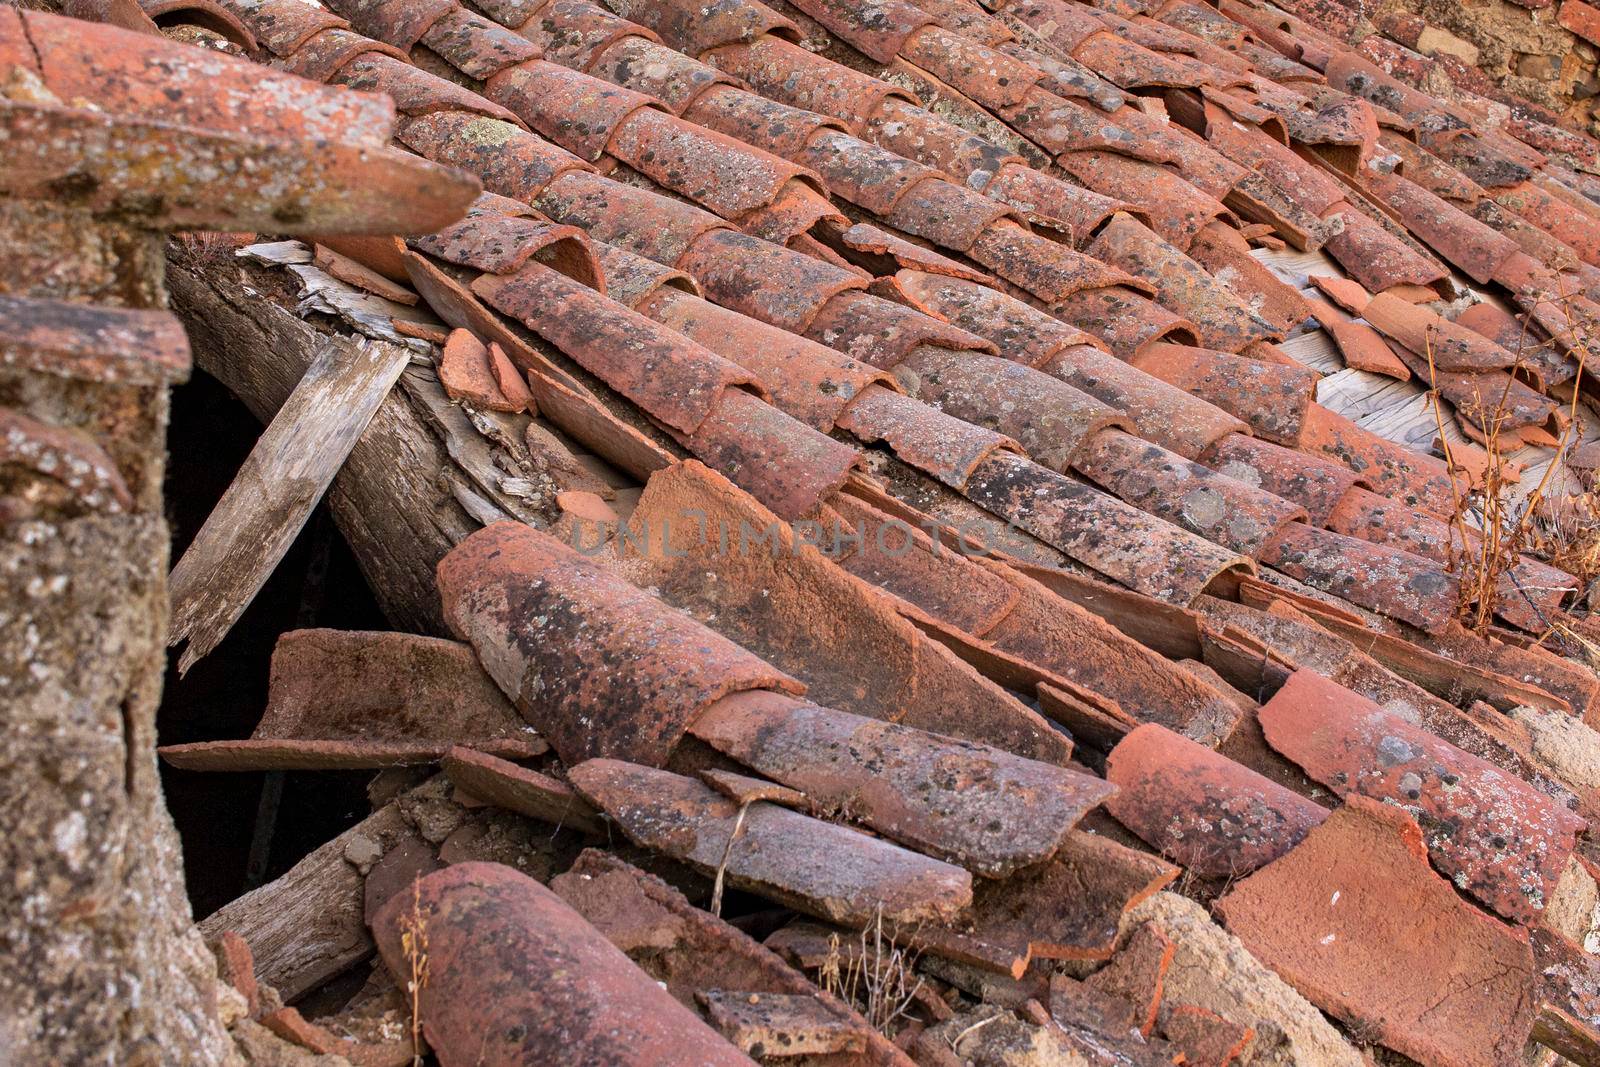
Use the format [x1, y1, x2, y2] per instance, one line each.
[441, 746, 607, 834]
[1105, 724, 1329, 879]
[371, 862, 757, 1065]
[686, 689, 1114, 876]
[920, 830, 1179, 972]
[1216, 796, 1536, 1067]
[1258, 668, 1587, 924]
[567, 757, 973, 925]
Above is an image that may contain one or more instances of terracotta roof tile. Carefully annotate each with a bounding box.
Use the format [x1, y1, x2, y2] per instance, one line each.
[918, 829, 1178, 971]
[1076, 428, 1306, 556]
[371, 863, 758, 1065]
[569, 757, 974, 924]
[687, 689, 1113, 875]
[966, 450, 1253, 604]
[1259, 668, 1587, 923]
[1127, 342, 1316, 446]
[438, 521, 804, 766]
[1216, 796, 1536, 1067]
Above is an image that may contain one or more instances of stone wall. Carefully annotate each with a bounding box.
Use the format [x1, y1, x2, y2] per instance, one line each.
[1364, 0, 1600, 134]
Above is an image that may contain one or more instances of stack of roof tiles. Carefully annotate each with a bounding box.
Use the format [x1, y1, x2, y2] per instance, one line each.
[19, 0, 1600, 1060]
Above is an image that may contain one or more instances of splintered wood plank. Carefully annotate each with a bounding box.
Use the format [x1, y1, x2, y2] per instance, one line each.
[168, 336, 411, 672]
[200, 802, 421, 1001]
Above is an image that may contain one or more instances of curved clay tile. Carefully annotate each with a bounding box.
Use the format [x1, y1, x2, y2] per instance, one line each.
[638, 286, 894, 431]
[894, 268, 1103, 361]
[702, 36, 919, 133]
[688, 690, 1113, 876]
[836, 384, 1021, 488]
[327, 0, 454, 49]
[21, 9, 390, 146]
[1298, 403, 1455, 518]
[898, 22, 1042, 111]
[592, 241, 699, 307]
[680, 387, 862, 519]
[831, 221, 993, 282]
[0, 295, 190, 386]
[419, 4, 541, 77]
[513, 0, 658, 70]
[1324, 487, 1579, 630]
[884, 178, 1026, 254]
[1055, 150, 1229, 249]
[1363, 169, 1519, 285]
[593, 35, 741, 114]
[1321, 203, 1449, 295]
[413, 213, 597, 281]
[897, 345, 1129, 471]
[1258, 669, 1587, 926]
[981, 161, 1132, 242]
[438, 521, 804, 766]
[866, 95, 1022, 180]
[783, 0, 938, 64]
[1128, 342, 1317, 445]
[800, 290, 993, 368]
[1306, 297, 1411, 379]
[824, 491, 1022, 636]
[919, 830, 1178, 970]
[1054, 349, 1253, 459]
[977, 564, 1246, 742]
[398, 112, 591, 203]
[965, 450, 1252, 603]
[222, 0, 347, 54]
[1051, 283, 1202, 354]
[1104, 723, 1328, 879]
[0, 407, 130, 515]
[605, 0, 801, 56]
[371, 864, 761, 1066]
[795, 129, 939, 216]
[1185, 221, 1312, 334]
[482, 60, 663, 161]
[678, 227, 868, 332]
[1257, 521, 1458, 632]
[471, 260, 762, 432]
[1493, 181, 1600, 268]
[684, 84, 848, 159]
[1087, 214, 1278, 352]
[1076, 428, 1306, 556]
[570, 759, 973, 925]
[966, 220, 1145, 302]
[1201, 432, 1367, 528]
[333, 50, 525, 123]
[985, 42, 1126, 111]
[3, 95, 478, 235]
[618, 460, 1065, 761]
[1357, 292, 1519, 373]
[538, 169, 732, 265]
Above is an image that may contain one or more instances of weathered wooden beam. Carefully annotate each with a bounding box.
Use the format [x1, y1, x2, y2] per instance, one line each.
[168, 334, 411, 672]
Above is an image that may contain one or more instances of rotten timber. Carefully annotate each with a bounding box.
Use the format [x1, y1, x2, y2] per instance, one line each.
[168, 335, 411, 672]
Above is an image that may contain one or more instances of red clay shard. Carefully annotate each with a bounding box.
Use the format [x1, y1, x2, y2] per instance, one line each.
[1258, 669, 1586, 925]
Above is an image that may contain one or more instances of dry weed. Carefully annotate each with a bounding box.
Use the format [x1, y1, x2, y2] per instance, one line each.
[1423, 298, 1594, 634]
[819, 907, 925, 1037]
[398, 878, 430, 1067]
